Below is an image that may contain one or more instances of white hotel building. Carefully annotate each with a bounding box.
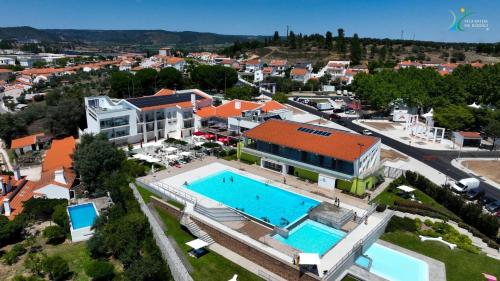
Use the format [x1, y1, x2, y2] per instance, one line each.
[83, 89, 212, 145]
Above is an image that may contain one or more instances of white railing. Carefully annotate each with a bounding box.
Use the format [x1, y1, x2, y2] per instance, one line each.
[137, 178, 196, 205]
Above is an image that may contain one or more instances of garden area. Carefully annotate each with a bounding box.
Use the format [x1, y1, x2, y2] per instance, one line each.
[382, 217, 500, 281]
[136, 185, 263, 281]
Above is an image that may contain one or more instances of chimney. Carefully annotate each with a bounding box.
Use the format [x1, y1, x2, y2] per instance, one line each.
[3, 198, 11, 216]
[0, 179, 5, 196]
[13, 166, 21, 181]
[54, 169, 66, 185]
[235, 101, 241, 110]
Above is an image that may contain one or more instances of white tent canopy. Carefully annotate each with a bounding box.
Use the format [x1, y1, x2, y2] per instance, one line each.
[422, 108, 433, 118]
[165, 147, 178, 153]
[397, 185, 415, 193]
[194, 141, 205, 146]
[299, 253, 321, 265]
[185, 239, 209, 250]
[468, 102, 481, 109]
[167, 154, 179, 160]
[180, 151, 192, 157]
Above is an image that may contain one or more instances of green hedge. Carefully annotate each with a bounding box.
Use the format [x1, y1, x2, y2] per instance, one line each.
[239, 152, 260, 165]
[293, 167, 318, 182]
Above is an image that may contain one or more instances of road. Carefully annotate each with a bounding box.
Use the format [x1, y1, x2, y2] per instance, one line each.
[244, 80, 500, 199]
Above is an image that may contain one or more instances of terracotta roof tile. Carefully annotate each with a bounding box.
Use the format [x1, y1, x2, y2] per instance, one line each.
[42, 136, 76, 172]
[291, 68, 308, 76]
[261, 100, 286, 112]
[154, 89, 176, 96]
[243, 119, 379, 162]
[10, 133, 44, 149]
[458, 131, 481, 138]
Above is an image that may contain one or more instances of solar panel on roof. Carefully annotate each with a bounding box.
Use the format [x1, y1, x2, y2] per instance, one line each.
[126, 92, 203, 108]
[297, 127, 332, 137]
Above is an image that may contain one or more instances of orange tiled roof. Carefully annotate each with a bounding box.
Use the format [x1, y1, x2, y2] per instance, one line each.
[196, 100, 285, 119]
[458, 131, 481, 138]
[154, 89, 176, 96]
[195, 106, 217, 118]
[245, 59, 261, 65]
[261, 100, 286, 112]
[262, 67, 273, 74]
[270, 59, 287, 67]
[42, 136, 76, 172]
[35, 167, 76, 191]
[291, 68, 308, 76]
[244, 119, 379, 162]
[7, 180, 35, 220]
[0, 69, 13, 73]
[10, 133, 44, 149]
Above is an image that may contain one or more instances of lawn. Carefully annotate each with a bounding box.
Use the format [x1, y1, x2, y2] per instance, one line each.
[154, 207, 263, 281]
[382, 231, 500, 281]
[44, 242, 95, 281]
[136, 184, 184, 210]
[373, 186, 457, 219]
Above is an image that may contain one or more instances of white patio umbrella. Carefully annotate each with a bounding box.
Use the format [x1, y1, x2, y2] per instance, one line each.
[165, 147, 178, 154]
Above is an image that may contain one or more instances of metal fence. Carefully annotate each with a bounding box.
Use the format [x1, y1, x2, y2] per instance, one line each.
[130, 183, 194, 281]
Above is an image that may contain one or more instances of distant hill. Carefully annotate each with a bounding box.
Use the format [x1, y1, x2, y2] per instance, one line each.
[0, 26, 263, 46]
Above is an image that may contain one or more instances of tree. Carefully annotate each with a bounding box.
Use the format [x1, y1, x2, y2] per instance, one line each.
[85, 260, 115, 281]
[134, 68, 159, 96]
[319, 73, 332, 85]
[42, 256, 71, 281]
[350, 33, 362, 66]
[272, 92, 288, 103]
[33, 61, 47, 68]
[157, 67, 183, 90]
[336, 28, 346, 56]
[325, 31, 333, 50]
[0, 113, 27, 146]
[45, 90, 62, 106]
[73, 134, 126, 191]
[484, 118, 500, 151]
[52, 204, 69, 232]
[273, 31, 280, 42]
[43, 225, 66, 245]
[110, 71, 135, 98]
[191, 65, 237, 92]
[46, 98, 83, 137]
[288, 31, 296, 49]
[124, 255, 169, 281]
[434, 105, 475, 131]
[224, 86, 256, 101]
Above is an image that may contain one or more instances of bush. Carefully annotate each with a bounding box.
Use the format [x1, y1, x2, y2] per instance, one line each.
[43, 225, 66, 245]
[23, 198, 67, 220]
[376, 204, 387, 212]
[52, 204, 69, 232]
[385, 216, 417, 233]
[13, 276, 44, 281]
[2, 243, 26, 265]
[424, 219, 434, 227]
[394, 199, 457, 220]
[42, 256, 71, 281]
[85, 260, 115, 281]
[390, 205, 448, 221]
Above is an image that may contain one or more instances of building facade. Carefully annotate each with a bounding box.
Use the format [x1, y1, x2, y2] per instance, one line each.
[241, 119, 381, 194]
[84, 89, 212, 145]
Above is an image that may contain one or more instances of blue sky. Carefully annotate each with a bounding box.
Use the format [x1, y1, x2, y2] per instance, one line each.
[0, 0, 498, 43]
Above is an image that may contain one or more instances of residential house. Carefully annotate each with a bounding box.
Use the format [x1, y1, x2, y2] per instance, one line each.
[158, 47, 172, 57]
[244, 58, 262, 73]
[269, 59, 288, 76]
[10, 133, 48, 156]
[395, 60, 423, 70]
[241, 119, 381, 194]
[0, 57, 15, 65]
[290, 67, 311, 83]
[84, 89, 213, 145]
[325, 60, 350, 79]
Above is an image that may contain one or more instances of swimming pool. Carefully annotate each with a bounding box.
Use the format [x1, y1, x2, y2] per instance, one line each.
[273, 219, 346, 255]
[68, 203, 98, 230]
[355, 243, 428, 281]
[186, 170, 319, 227]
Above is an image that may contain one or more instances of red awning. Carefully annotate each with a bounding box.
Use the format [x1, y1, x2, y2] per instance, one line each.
[204, 134, 216, 140]
[193, 131, 206, 136]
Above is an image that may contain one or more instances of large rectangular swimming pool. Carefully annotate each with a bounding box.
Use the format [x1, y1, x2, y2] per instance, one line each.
[273, 219, 346, 255]
[186, 170, 319, 227]
[355, 243, 428, 281]
[68, 203, 98, 230]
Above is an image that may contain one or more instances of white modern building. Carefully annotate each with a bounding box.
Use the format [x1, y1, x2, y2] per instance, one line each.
[84, 89, 213, 145]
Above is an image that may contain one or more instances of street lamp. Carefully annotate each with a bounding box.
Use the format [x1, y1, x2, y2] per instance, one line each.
[355, 143, 365, 196]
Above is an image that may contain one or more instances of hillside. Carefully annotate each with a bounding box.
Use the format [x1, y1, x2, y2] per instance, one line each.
[0, 26, 262, 46]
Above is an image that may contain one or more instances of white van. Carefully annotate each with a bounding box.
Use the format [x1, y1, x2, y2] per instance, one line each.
[452, 178, 480, 193]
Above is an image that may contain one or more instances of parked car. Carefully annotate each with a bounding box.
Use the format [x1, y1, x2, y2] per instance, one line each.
[464, 189, 485, 200]
[329, 113, 341, 120]
[480, 196, 495, 206]
[345, 110, 356, 115]
[362, 129, 373, 136]
[485, 200, 500, 213]
[452, 178, 480, 193]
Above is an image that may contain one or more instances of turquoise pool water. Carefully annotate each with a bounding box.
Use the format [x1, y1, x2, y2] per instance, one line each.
[186, 170, 319, 227]
[356, 243, 428, 281]
[273, 220, 346, 254]
[68, 203, 98, 230]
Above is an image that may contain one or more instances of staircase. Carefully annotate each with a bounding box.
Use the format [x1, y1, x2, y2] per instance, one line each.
[180, 214, 215, 245]
[194, 204, 248, 222]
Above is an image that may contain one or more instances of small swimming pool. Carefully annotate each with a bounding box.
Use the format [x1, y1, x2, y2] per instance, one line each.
[68, 203, 98, 230]
[273, 219, 346, 255]
[355, 243, 428, 281]
[186, 170, 319, 227]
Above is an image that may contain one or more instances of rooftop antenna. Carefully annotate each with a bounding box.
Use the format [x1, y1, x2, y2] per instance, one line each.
[400, 30, 404, 40]
[412, 33, 415, 41]
[286, 25, 289, 38]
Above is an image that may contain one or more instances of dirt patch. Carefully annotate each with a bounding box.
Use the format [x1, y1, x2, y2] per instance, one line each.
[462, 160, 500, 185]
[361, 121, 395, 131]
[381, 149, 408, 162]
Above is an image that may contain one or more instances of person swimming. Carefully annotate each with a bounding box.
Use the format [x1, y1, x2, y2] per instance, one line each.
[300, 201, 305, 205]
[256, 195, 260, 200]
[222, 177, 225, 183]
[230, 176, 234, 182]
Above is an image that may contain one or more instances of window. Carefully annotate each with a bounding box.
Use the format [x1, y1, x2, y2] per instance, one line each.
[263, 161, 282, 172]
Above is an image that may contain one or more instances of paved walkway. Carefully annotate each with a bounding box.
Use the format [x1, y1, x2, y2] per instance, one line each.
[394, 211, 500, 260]
[0, 139, 13, 171]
